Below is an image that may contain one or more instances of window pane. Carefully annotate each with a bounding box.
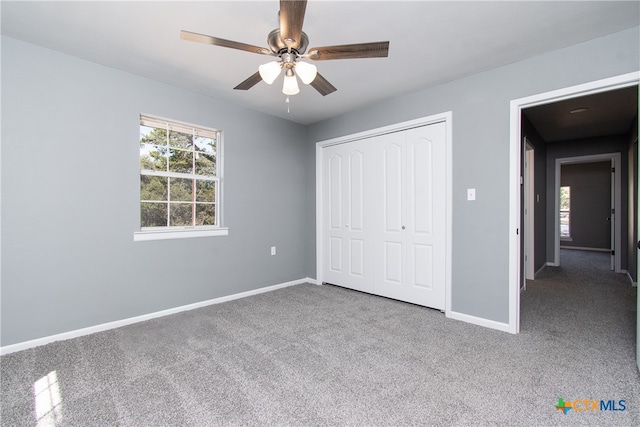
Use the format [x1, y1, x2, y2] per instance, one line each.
[169, 178, 193, 202]
[194, 136, 215, 155]
[140, 126, 167, 146]
[170, 203, 193, 226]
[196, 204, 216, 226]
[140, 125, 155, 139]
[560, 186, 570, 210]
[195, 180, 215, 202]
[140, 144, 167, 171]
[141, 202, 168, 227]
[140, 175, 168, 201]
[195, 152, 216, 176]
[560, 212, 570, 237]
[168, 149, 193, 174]
[169, 130, 193, 149]
[559, 186, 571, 237]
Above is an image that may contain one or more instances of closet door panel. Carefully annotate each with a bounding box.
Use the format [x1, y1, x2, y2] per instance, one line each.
[384, 241, 403, 284]
[373, 133, 406, 299]
[384, 142, 404, 233]
[328, 154, 343, 230]
[322, 140, 373, 293]
[411, 243, 433, 289]
[409, 136, 434, 235]
[404, 124, 446, 308]
[329, 236, 343, 272]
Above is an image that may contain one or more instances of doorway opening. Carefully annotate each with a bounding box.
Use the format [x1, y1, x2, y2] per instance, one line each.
[508, 72, 639, 334]
[553, 154, 621, 271]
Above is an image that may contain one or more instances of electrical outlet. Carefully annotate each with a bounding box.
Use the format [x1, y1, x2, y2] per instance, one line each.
[271, 246, 276, 256]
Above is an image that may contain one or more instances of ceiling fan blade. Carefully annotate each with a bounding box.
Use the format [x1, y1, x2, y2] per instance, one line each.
[181, 30, 271, 55]
[279, 0, 307, 49]
[234, 72, 263, 90]
[310, 73, 337, 96]
[308, 41, 389, 60]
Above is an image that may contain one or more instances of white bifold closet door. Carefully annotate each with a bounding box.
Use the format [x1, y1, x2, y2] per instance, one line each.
[321, 138, 375, 294]
[321, 122, 446, 310]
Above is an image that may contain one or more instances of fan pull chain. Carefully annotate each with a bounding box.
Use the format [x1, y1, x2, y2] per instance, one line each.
[286, 96, 290, 113]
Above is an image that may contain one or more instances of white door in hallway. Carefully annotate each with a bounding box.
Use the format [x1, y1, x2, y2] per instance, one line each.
[371, 123, 446, 309]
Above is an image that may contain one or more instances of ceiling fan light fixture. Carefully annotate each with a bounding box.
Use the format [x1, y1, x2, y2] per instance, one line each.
[258, 61, 282, 84]
[282, 68, 300, 95]
[182, 1, 389, 98]
[295, 61, 317, 84]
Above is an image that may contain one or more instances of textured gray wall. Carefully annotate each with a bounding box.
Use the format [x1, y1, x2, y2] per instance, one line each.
[306, 27, 640, 324]
[1, 37, 308, 346]
[560, 162, 612, 249]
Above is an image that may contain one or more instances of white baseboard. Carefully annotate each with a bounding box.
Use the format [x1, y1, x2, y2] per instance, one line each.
[560, 246, 611, 252]
[0, 277, 315, 356]
[446, 310, 514, 334]
[546, 262, 560, 267]
[627, 271, 638, 287]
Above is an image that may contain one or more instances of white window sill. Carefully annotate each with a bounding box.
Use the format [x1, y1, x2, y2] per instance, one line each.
[134, 227, 229, 242]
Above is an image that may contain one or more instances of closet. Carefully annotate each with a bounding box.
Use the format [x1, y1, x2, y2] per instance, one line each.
[319, 119, 447, 310]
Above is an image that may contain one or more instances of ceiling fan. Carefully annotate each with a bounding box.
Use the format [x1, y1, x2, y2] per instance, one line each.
[181, 0, 389, 97]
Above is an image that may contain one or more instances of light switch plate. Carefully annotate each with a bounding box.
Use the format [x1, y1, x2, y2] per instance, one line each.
[467, 188, 476, 201]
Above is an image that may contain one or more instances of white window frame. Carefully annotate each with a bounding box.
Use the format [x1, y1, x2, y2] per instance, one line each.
[134, 114, 227, 242]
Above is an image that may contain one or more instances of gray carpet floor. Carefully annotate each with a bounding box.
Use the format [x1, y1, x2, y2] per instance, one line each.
[1, 249, 638, 426]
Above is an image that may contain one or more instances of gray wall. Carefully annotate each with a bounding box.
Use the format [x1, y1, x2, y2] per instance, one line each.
[546, 135, 629, 267]
[1, 37, 309, 346]
[560, 162, 612, 250]
[306, 27, 639, 324]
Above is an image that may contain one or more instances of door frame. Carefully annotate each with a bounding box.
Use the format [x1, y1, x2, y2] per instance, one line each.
[509, 71, 639, 334]
[552, 153, 621, 271]
[316, 111, 453, 315]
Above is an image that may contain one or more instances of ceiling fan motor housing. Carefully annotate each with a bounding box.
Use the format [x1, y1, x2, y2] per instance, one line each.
[267, 29, 309, 55]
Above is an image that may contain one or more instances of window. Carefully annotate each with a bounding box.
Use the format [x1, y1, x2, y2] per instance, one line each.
[135, 115, 226, 241]
[559, 185, 571, 238]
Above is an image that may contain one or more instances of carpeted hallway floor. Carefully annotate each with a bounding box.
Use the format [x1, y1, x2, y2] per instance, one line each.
[1, 249, 638, 426]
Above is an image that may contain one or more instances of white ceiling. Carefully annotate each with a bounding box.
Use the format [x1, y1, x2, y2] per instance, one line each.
[1, 1, 639, 125]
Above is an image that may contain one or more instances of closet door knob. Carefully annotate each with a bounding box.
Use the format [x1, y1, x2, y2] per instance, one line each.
[402, 225, 406, 230]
